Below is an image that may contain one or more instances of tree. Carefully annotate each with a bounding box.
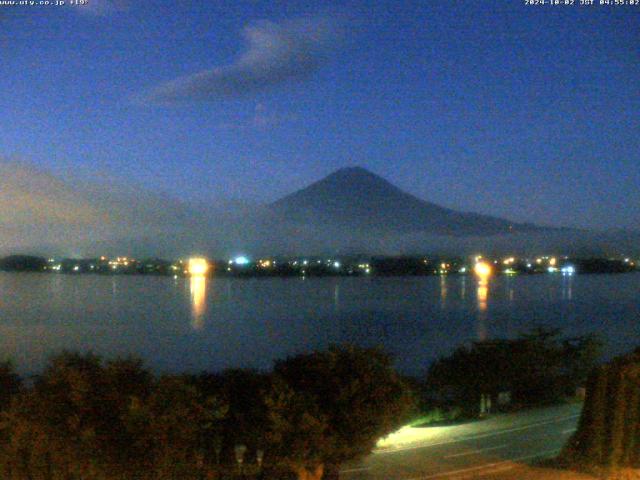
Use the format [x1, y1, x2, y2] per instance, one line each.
[194, 368, 270, 467]
[0, 255, 47, 272]
[0, 361, 21, 412]
[0, 347, 412, 480]
[426, 328, 602, 412]
[561, 348, 640, 472]
[0, 352, 157, 479]
[267, 345, 415, 480]
[264, 379, 330, 480]
[0, 353, 227, 480]
[561, 333, 603, 385]
[146, 375, 227, 479]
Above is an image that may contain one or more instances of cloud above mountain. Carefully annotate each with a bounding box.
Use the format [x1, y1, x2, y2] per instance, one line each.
[137, 15, 342, 104]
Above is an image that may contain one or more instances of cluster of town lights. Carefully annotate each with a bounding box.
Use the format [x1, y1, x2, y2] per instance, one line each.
[35, 253, 638, 278]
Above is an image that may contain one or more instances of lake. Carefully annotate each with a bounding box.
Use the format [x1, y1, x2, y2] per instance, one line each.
[1, 272, 638, 376]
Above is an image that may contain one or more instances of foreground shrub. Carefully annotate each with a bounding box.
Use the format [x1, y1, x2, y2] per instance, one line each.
[0, 346, 414, 480]
[0, 352, 225, 480]
[267, 345, 416, 480]
[426, 327, 602, 414]
[0, 361, 21, 412]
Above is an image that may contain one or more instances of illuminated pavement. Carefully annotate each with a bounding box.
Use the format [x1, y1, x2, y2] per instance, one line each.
[341, 403, 583, 479]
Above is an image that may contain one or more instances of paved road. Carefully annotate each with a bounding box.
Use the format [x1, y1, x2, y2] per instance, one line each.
[341, 403, 582, 480]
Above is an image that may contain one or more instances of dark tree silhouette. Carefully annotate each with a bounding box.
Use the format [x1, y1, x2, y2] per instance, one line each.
[426, 328, 602, 413]
[267, 345, 415, 480]
[0, 346, 413, 480]
[562, 348, 640, 472]
[0, 361, 21, 412]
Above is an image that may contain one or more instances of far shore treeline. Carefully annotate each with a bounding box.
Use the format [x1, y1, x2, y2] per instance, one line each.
[0, 254, 637, 277]
[0, 330, 602, 480]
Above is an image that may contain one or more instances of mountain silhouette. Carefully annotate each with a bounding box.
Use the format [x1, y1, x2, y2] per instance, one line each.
[270, 167, 538, 236]
[1, 162, 636, 256]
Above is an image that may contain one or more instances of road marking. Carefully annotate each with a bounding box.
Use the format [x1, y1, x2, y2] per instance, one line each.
[376, 414, 580, 455]
[444, 444, 508, 458]
[340, 466, 369, 473]
[405, 448, 561, 479]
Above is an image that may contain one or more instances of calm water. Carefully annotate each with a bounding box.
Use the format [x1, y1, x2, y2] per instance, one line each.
[1, 272, 638, 376]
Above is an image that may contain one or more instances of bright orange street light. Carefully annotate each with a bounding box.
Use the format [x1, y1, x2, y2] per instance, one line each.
[474, 261, 492, 278]
[188, 257, 209, 276]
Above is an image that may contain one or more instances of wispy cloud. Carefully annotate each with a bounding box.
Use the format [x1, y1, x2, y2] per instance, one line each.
[136, 15, 343, 104]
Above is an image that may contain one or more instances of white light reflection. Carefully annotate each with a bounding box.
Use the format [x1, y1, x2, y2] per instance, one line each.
[562, 274, 574, 301]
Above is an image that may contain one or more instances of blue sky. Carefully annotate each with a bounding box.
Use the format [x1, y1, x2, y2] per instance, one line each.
[1, 0, 639, 229]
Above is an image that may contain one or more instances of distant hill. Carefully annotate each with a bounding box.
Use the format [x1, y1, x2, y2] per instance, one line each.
[270, 167, 540, 236]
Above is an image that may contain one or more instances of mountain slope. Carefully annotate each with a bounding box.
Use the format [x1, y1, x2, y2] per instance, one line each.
[270, 167, 538, 236]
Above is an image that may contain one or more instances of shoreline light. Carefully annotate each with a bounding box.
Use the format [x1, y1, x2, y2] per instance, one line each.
[474, 261, 492, 278]
[188, 257, 209, 276]
[233, 256, 250, 265]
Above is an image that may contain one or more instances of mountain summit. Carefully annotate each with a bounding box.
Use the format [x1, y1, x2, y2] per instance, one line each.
[271, 167, 536, 236]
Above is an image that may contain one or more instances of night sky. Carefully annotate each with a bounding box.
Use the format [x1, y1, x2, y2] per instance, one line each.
[1, 0, 639, 230]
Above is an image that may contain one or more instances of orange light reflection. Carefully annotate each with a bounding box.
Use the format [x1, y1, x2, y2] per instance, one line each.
[190, 275, 207, 330]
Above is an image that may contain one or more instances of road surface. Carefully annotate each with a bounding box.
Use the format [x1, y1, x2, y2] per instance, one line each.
[341, 403, 582, 479]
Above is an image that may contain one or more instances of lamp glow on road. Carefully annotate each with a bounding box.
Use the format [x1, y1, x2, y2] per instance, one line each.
[188, 257, 209, 276]
[376, 424, 455, 451]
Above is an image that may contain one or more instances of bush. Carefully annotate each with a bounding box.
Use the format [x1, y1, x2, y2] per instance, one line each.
[425, 327, 602, 413]
[266, 345, 416, 479]
[0, 346, 415, 480]
[0, 353, 225, 480]
[0, 361, 21, 412]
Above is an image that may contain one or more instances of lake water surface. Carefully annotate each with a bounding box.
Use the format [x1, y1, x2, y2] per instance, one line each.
[1, 272, 638, 376]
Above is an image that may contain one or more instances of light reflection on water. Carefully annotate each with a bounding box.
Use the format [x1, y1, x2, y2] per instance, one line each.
[476, 277, 489, 340]
[189, 275, 207, 330]
[562, 275, 574, 301]
[439, 275, 447, 309]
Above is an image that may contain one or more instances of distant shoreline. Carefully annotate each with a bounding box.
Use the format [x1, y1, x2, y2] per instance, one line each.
[2, 251, 639, 276]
